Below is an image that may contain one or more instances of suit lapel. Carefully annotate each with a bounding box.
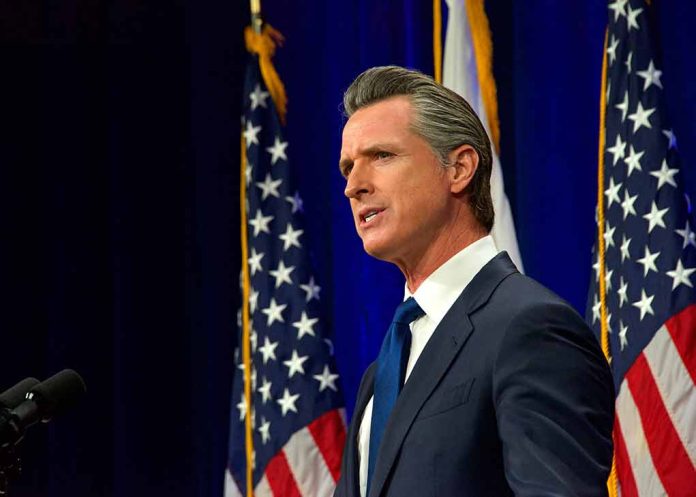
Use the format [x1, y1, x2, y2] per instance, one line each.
[368, 252, 518, 497]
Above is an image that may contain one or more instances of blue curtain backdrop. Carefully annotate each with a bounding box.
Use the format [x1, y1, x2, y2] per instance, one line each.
[264, 0, 696, 421]
[1, 1, 695, 496]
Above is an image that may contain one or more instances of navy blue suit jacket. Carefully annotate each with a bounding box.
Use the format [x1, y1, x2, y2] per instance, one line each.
[334, 252, 614, 497]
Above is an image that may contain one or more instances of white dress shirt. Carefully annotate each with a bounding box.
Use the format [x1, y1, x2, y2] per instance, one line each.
[357, 235, 499, 496]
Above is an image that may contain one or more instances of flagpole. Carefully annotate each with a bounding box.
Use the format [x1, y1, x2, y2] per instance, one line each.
[250, 0, 262, 34]
[433, 0, 442, 83]
[242, 4, 262, 496]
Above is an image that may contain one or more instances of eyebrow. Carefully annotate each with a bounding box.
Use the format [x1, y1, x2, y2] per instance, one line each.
[338, 143, 398, 175]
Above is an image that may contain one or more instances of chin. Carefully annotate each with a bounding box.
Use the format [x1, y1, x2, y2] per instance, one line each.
[361, 240, 381, 259]
[361, 237, 397, 263]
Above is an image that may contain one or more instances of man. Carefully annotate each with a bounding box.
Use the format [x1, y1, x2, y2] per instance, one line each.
[334, 66, 614, 497]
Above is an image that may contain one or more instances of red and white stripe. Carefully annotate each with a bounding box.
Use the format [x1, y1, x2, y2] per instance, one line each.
[615, 304, 696, 496]
[225, 409, 347, 497]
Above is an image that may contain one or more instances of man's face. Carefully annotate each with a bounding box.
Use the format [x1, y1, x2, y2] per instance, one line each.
[339, 97, 454, 267]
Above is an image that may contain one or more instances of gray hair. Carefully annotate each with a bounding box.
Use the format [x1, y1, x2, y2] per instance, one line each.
[343, 65, 494, 232]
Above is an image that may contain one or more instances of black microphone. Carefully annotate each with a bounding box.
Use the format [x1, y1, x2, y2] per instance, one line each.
[25, 369, 86, 421]
[0, 378, 39, 410]
[0, 377, 40, 452]
[0, 370, 86, 447]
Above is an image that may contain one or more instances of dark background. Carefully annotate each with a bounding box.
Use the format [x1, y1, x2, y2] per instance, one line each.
[1, 1, 695, 496]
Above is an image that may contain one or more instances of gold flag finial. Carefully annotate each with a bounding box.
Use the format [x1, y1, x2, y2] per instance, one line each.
[250, 0, 262, 34]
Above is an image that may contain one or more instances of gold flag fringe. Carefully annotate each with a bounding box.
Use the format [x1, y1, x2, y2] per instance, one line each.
[239, 134, 255, 497]
[596, 27, 618, 497]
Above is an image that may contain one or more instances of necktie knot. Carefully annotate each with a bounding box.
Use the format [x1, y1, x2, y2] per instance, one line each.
[393, 297, 424, 325]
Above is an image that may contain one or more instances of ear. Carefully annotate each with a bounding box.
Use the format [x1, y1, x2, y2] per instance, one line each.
[446, 144, 479, 194]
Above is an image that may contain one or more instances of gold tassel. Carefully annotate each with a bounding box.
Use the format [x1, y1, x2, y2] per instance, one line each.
[245, 25, 288, 125]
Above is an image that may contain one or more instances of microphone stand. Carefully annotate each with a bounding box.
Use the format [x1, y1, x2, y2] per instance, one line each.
[0, 444, 21, 496]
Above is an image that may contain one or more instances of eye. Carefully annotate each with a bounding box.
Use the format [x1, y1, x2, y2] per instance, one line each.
[375, 151, 394, 160]
[341, 163, 353, 178]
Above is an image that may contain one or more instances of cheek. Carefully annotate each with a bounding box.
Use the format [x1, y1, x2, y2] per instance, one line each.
[399, 174, 449, 214]
[393, 189, 443, 234]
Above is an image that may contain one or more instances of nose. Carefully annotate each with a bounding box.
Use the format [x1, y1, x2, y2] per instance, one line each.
[344, 163, 373, 199]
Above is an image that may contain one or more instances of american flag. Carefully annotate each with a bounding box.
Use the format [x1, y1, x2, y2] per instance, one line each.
[586, 1, 696, 495]
[225, 52, 346, 497]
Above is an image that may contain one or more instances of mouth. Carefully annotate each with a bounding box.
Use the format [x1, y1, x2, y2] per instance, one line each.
[359, 208, 384, 226]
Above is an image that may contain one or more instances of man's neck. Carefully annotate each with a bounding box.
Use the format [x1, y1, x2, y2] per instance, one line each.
[399, 226, 488, 293]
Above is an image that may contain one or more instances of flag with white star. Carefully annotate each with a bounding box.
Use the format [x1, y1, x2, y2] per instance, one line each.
[586, 0, 696, 493]
[224, 53, 346, 497]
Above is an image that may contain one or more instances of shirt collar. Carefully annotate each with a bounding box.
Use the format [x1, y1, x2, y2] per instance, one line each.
[405, 235, 499, 326]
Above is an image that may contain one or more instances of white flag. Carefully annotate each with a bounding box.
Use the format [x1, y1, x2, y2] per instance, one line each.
[443, 0, 524, 272]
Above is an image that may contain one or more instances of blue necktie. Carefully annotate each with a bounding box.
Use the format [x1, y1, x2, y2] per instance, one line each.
[367, 297, 424, 493]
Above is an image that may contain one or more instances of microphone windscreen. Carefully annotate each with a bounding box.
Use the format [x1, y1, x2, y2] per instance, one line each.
[30, 369, 86, 418]
[0, 378, 40, 409]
